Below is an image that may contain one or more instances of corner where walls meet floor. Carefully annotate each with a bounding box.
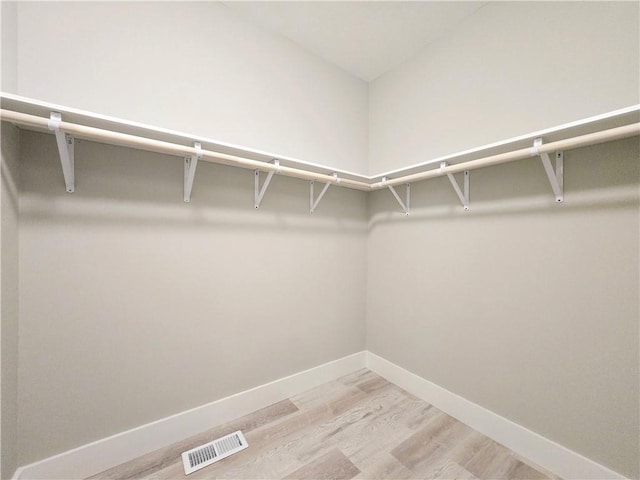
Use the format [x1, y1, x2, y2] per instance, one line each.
[11, 352, 628, 480]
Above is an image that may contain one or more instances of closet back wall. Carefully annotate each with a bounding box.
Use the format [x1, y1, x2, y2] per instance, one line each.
[13, 2, 368, 172]
[17, 130, 367, 465]
[367, 137, 639, 478]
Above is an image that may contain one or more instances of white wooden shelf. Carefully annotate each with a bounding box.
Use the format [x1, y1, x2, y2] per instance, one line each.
[1, 92, 638, 212]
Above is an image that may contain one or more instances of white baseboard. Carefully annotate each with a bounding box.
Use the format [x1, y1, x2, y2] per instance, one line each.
[366, 351, 626, 480]
[13, 351, 367, 480]
[12, 350, 627, 480]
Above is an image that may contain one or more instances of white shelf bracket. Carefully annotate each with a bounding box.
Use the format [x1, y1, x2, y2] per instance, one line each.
[533, 138, 564, 203]
[254, 159, 279, 209]
[183, 142, 202, 203]
[383, 177, 410, 216]
[441, 162, 470, 211]
[310, 173, 338, 213]
[48, 112, 75, 193]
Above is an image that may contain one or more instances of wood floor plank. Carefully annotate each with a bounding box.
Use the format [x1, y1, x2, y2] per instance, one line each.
[391, 411, 474, 471]
[462, 437, 549, 480]
[183, 383, 391, 480]
[204, 379, 407, 479]
[289, 377, 366, 411]
[342, 395, 441, 470]
[462, 437, 511, 479]
[88, 369, 558, 480]
[408, 430, 488, 479]
[283, 448, 360, 480]
[145, 384, 369, 479]
[273, 376, 431, 473]
[89, 399, 299, 480]
[289, 381, 407, 464]
[354, 376, 390, 394]
[352, 453, 415, 480]
[423, 458, 479, 480]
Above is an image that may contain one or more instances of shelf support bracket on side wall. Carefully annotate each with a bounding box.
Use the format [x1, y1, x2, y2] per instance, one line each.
[310, 173, 338, 213]
[441, 162, 470, 210]
[533, 138, 563, 203]
[48, 112, 75, 193]
[383, 177, 410, 216]
[254, 159, 279, 209]
[184, 142, 202, 203]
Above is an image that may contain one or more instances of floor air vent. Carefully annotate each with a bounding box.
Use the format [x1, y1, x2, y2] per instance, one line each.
[181, 430, 248, 475]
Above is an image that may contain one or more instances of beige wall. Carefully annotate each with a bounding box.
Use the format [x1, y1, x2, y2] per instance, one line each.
[17, 130, 367, 465]
[367, 137, 639, 478]
[14, 2, 368, 172]
[5, 2, 640, 476]
[369, 1, 640, 174]
[13, 124, 640, 478]
[1, 123, 20, 479]
[1, 1, 17, 92]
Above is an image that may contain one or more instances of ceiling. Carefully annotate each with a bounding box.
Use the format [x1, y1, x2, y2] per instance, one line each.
[222, 1, 487, 82]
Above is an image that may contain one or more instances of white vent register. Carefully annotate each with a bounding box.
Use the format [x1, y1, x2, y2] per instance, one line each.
[181, 430, 248, 475]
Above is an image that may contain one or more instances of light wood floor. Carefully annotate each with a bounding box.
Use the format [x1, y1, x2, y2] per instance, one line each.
[89, 369, 557, 480]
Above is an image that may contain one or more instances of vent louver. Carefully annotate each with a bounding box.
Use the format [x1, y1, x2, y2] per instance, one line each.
[181, 430, 248, 475]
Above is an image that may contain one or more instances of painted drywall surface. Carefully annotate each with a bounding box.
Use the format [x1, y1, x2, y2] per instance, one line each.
[367, 138, 639, 478]
[369, 2, 640, 174]
[17, 130, 367, 465]
[1, 1, 17, 92]
[15, 2, 368, 173]
[1, 123, 20, 480]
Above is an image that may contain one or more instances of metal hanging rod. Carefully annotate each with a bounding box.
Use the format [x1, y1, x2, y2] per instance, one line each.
[0, 109, 371, 192]
[369, 122, 639, 189]
[1, 109, 638, 196]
